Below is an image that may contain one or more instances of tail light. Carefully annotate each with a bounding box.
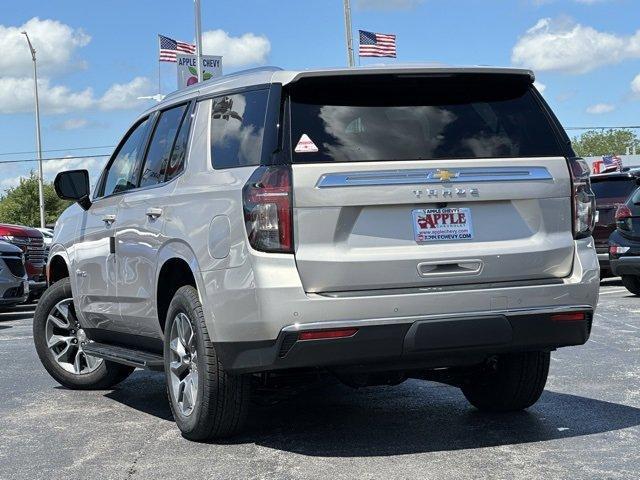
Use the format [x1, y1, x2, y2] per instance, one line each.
[242, 165, 293, 253]
[568, 157, 596, 239]
[609, 244, 630, 255]
[615, 204, 633, 231]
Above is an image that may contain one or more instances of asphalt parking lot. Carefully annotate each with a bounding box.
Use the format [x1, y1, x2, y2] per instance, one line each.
[0, 279, 638, 480]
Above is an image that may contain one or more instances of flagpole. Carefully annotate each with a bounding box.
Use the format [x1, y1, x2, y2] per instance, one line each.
[157, 35, 162, 94]
[194, 0, 204, 82]
[343, 0, 355, 67]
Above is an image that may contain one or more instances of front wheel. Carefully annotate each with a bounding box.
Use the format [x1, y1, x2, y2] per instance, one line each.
[461, 351, 550, 412]
[164, 285, 250, 441]
[33, 278, 134, 389]
[621, 275, 640, 295]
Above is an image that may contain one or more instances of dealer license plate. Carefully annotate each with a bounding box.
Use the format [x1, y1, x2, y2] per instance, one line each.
[412, 208, 474, 243]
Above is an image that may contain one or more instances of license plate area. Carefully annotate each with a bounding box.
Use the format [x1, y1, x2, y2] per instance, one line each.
[412, 207, 474, 243]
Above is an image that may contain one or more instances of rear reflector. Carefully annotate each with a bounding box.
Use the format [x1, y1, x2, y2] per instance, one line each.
[298, 328, 358, 341]
[551, 312, 586, 322]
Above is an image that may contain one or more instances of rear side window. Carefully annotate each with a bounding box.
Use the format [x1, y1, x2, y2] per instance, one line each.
[289, 76, 563, 163]
[592, 179, 637, 201]
[140, 103, 189, 188]
[101, 118, 150, 197]
[211, 90, 269, 169]
[166, 105, 193, 182]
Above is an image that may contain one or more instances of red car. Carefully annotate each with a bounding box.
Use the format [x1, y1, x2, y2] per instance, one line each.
[591, 170, 640, 276]
[0, 224, 47, 300]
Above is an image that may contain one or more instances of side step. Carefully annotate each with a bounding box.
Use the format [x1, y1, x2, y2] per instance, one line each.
[83, 342, 164, 370]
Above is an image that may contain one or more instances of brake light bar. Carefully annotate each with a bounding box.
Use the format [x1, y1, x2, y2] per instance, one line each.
[298, 328, 358, 341]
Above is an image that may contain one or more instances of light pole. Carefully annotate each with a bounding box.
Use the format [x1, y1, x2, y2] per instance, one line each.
[343, 0, 355, 67]
[22, 31, 46, 229]
[194, 0, 204, 82]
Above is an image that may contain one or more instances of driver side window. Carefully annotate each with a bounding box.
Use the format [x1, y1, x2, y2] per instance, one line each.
[101, 118, 150, 197]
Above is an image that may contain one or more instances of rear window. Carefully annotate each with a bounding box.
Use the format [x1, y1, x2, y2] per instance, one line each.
[591, 178, 637, 201]
[289, 75, 563, 163]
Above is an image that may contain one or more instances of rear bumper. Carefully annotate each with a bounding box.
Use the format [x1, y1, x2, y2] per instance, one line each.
[610, 256, 640, 276]
[202, 238, 599, 372]
[215, 307, 593, 373]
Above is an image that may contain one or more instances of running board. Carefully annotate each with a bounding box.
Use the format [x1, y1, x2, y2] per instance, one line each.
[83, 342, 164, 370]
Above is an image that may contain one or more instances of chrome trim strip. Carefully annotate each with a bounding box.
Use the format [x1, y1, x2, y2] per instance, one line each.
[281, 305, 593, 332]
[316, 166, 553, 188]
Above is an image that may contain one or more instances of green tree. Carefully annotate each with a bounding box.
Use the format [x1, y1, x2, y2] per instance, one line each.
[572, 129, 638, 157]
[0, 171, 71, 227]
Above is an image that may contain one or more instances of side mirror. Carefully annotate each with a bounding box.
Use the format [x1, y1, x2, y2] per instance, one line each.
[54, 169, 92, 210]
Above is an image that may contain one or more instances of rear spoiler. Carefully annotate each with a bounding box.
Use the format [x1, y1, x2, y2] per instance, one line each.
[285, 66, 535, 86]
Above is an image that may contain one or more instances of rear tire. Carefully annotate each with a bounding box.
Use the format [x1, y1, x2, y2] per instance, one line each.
[621, 275, 640, 295]
[461, 351, 550, 412]
[164, 285, 250, 441]
[33, 278, 135, 390]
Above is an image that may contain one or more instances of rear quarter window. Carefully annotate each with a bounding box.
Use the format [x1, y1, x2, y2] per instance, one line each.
[288, 75, 564, 163]
[210, 89, 269, 169]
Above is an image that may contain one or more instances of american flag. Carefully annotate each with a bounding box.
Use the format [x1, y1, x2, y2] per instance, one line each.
[159, 34, 196, 63]
[358, 30, 397, 58]
[602, 155, 623, 173]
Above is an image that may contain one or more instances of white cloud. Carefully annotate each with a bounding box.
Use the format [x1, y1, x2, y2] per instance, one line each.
[0, 77, 94, 114]
[54, 118, 89, 130]
[512, 18, 640, 74]
[632, 73, 640, 96]
[98, 77, 154, 110]
[202, 30, 270, 67]
[586, 103, 615, 114]
[0, 17, 90, 77]
[534, 81, 546, 93]
[0, 155, 108, 193]
[41, 156, 108, 181]
[356, 0, 424, 9]
[0, 76, 153, 114]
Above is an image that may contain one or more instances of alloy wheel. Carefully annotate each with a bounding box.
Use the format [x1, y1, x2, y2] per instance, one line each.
[45, 298, 103, 374]
[169, 312, 199, 417]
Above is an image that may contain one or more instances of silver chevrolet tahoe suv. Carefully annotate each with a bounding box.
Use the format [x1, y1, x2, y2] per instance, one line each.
[34, 66, 599, 441]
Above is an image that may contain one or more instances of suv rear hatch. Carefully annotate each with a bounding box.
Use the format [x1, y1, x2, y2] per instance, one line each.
[591, 175, 638, 252]
[286, 72, 575, 293]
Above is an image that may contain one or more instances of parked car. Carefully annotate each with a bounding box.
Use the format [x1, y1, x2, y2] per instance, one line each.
[591, 170, 640, 276]
[34, 66, 599, 440]
[0, 240, 29, 307]
[608, 186, 640, 294]
[36, 227, 54, 246]
[0, 224, 47, 300]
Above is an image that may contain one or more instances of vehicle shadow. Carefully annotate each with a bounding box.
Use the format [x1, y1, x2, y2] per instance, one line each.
[106, 371, 640, 456]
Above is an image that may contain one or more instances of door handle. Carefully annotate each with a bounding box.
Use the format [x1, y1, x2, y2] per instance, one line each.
[417, 260, 483, 278]
[146, 207, 163, 219]
[102, 214, 116, 225]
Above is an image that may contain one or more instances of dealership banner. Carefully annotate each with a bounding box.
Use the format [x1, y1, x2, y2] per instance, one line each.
[176, 54, 222, 89]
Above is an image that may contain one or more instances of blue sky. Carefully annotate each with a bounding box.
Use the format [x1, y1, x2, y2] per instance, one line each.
[1, 0, 639, 190]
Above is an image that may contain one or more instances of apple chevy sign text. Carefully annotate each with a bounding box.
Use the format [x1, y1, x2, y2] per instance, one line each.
[177, 53, 223, 89]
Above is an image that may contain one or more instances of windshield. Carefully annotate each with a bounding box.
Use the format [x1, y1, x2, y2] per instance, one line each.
[289, 75, 563, 163]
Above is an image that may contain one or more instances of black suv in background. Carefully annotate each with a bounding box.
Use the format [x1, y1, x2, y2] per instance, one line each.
[591, 170, 640, 276]
[609, 186, 640, 294]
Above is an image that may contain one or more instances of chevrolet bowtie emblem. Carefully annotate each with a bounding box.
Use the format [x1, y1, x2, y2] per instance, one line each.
[433, 169, 456, 182]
